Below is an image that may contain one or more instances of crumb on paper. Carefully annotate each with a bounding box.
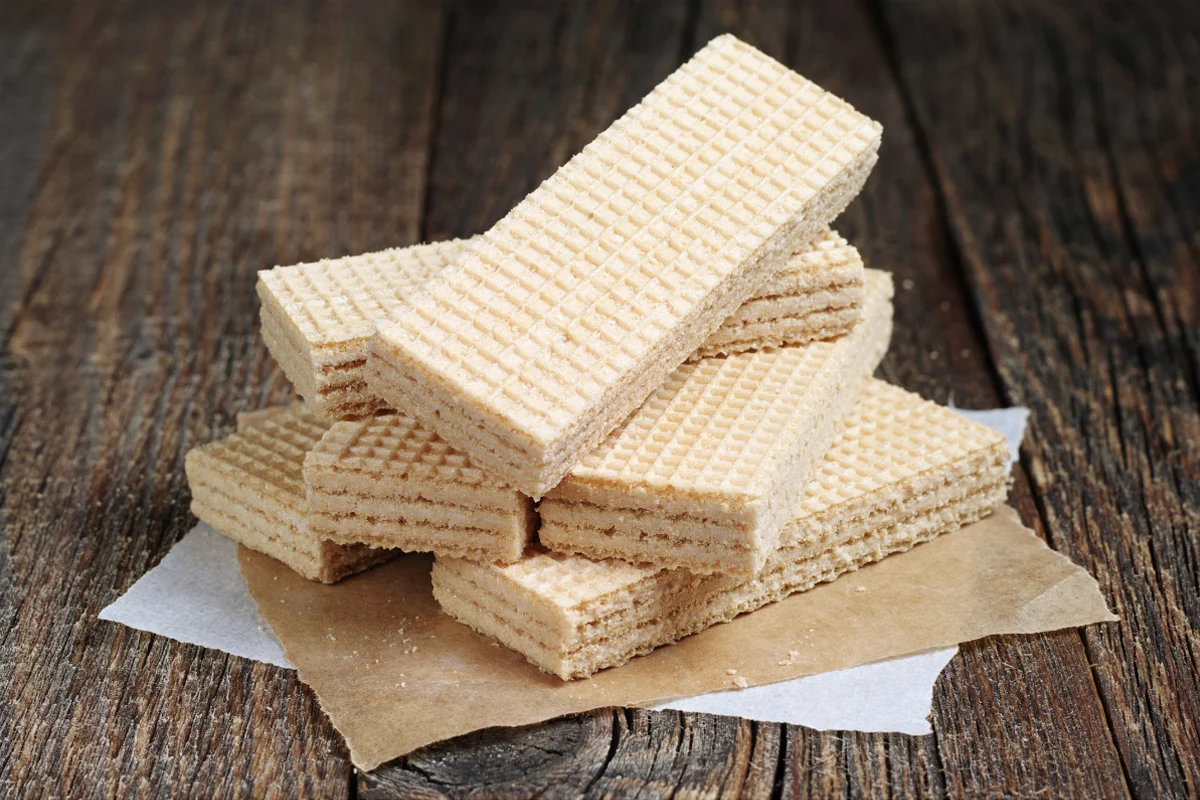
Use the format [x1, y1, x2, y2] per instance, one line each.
[733, 676, 748, 688]
[777, 649, 801, 666]
[725, 668, 737, 676]
[856, 586, 867, 593]
[328, 633, 337, 641]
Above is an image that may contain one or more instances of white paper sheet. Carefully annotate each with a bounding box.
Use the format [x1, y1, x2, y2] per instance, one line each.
[653, 648, 958, 733]
[99, 525, 291, 668]
[100, 405, 1028, 734]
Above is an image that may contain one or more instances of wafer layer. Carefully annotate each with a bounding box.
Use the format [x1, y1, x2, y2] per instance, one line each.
[258, 240, 470, 417]
[538, 270, 894, 575]
[304, 413, 535, 563]
[368, 34, 883, 497]
[185, 406, 391, 583]
[432, 380, 1011, 678]
[694, 227, 864, 359]
[259, 228, 862, 419]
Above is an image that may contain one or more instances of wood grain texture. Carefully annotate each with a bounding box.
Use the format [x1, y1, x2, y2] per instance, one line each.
[421, 0, 692, 241]
[0, 2, 444, 796]
[1, 0, 1195, 797]
[880, 2, 1200, 798]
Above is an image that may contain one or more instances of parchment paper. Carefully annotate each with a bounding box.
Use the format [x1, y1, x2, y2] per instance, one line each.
[243, 505, 1116, 770]
[99, 522, 958, 734]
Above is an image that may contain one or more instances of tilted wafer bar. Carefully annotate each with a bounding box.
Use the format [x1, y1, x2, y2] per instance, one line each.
[538, 270, 893, 575]
[185, 406, 391, 583]
[692, 228, 864, 359]
[304, 413, 535, 563]
[258, 239, 471, 418]
[367, 34, 883, 497]
[259, 228, 861, 419]
[432, 380, 1011, 679]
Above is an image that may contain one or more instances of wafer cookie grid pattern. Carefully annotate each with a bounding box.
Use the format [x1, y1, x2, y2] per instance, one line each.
[197, 406, 331, 495]
[371, 34, 881, 495]
[185, 406, 388, 583]
[793, 382, 1010, 523]
[303, 412, 535, 561]
[259, 240, 468, 349]
[432, 382, 1010, 677]
[257, 240, 469, 416]
[378, 37, 880, 433]
[307, 413, 508, 487]
[562, 272, 888, 495]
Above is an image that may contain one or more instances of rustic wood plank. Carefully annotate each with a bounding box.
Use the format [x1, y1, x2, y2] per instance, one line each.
[361, 711, 619, 800]
[0, 1, 61, 788]
[878, 1, 1200, 797]
[0, 1, 444, 795]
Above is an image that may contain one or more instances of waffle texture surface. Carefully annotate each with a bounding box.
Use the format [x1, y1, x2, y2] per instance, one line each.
[693, 227, 864, 358]
[432, 379, 1010, 678]
[304, 412, 534, 562]
[258, 240, 470, 417]
[368, 34, 883, 497]
[538, 269, 894, 574]
[258, 227, 862, 418]
[185, 406, 390, 583]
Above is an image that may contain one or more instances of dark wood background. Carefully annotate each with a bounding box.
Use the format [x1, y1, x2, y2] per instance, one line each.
[1, 1, 1197, 797]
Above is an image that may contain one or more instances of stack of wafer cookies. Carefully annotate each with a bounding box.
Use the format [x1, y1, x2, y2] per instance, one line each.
[186, 34, 1012, 682]
[433, 380, 1009, 678]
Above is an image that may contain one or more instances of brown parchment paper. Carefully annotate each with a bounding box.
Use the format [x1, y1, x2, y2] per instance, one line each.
[242, 506, 1115, 771]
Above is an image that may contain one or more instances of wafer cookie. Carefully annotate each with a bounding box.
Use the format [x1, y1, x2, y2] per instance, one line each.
[259, 227, 861, 419]
[538, 269, 893, 575]
[432, 380, 1011, 679]
[258, 240, 470, 418]
[694, 227, 864, 359]
[185, 406, 391, 583]
[303, 413, 535, 563]
[367, 34, 883, 497]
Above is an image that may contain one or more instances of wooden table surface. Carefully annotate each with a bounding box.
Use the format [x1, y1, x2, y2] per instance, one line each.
[2, 1, 1197, 797]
